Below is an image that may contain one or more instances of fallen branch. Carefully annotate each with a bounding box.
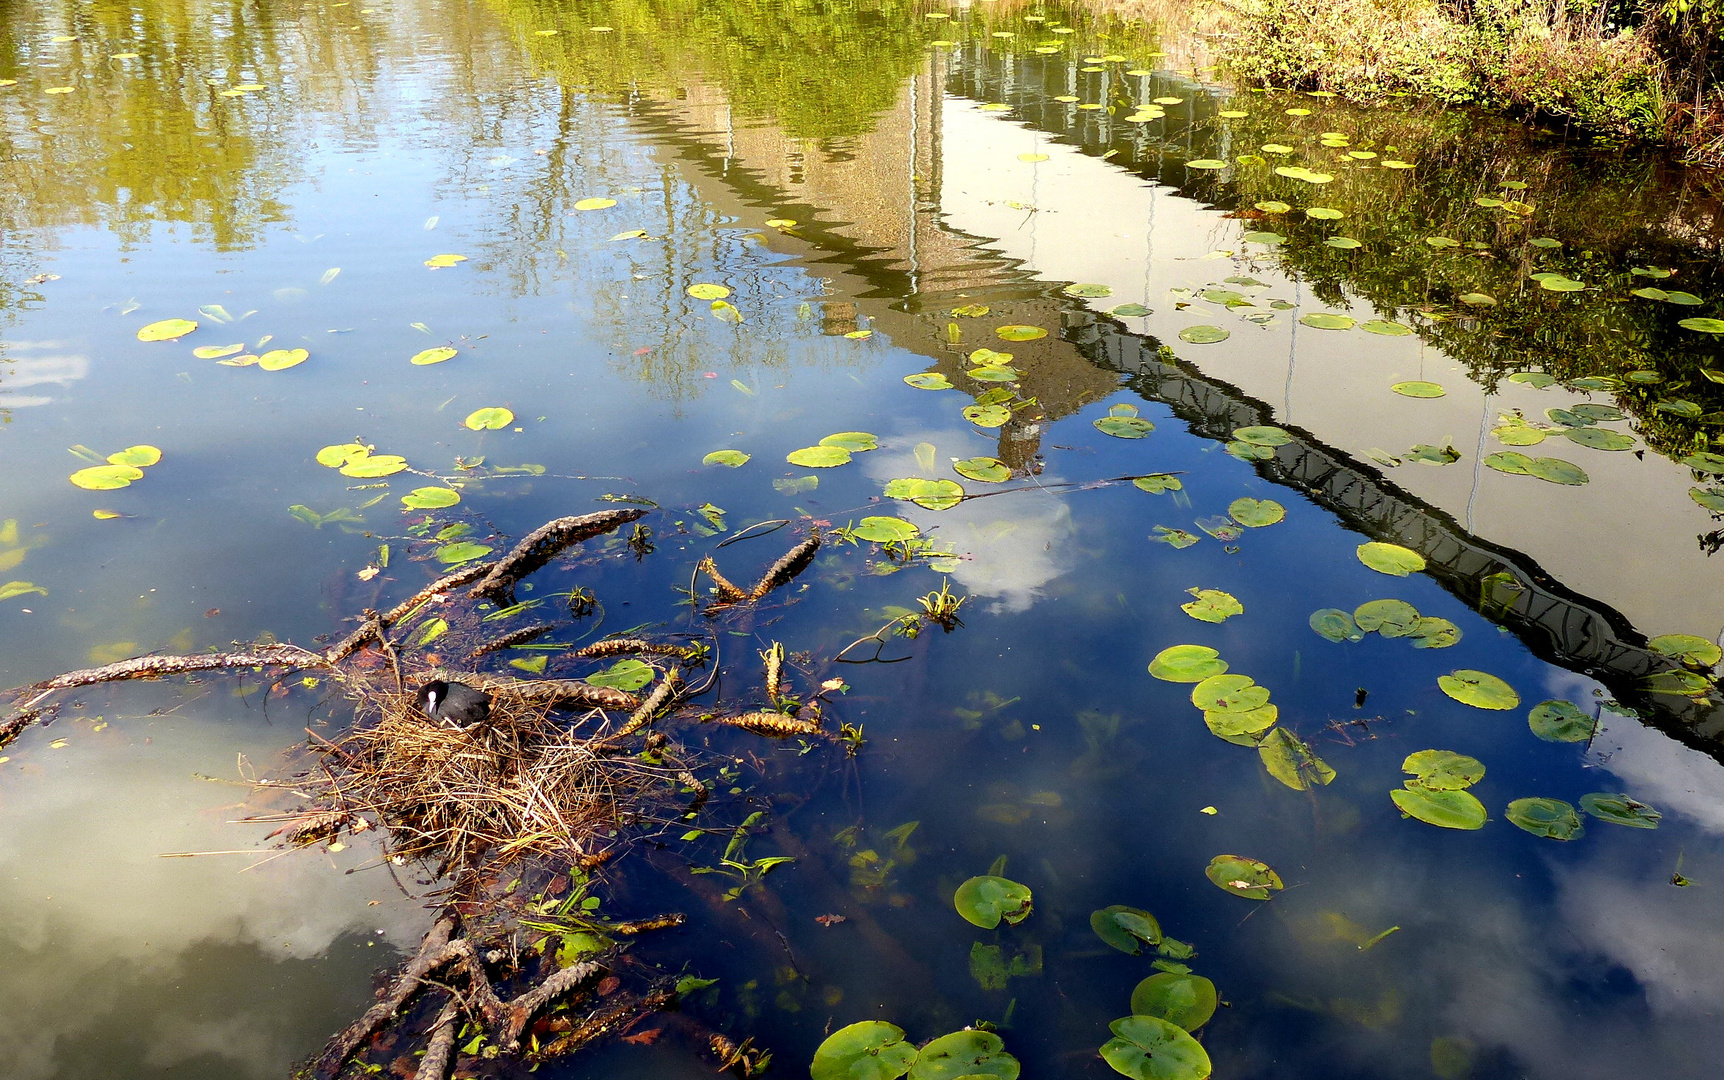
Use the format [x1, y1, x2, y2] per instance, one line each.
[327, 562, 495, 663]
[317, 917, 456, 1077]
[412, 999, 461, 1080]
[499, 960, 605, 1050]
[469, 510, 647, 608]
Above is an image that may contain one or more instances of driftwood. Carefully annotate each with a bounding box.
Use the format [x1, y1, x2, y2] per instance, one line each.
[499, 959, 604, 1050]
[445, 673, 642, 713]
[468, 510, 646, 607]
[575, 638, 701, 661]
[412, 1000, 461, 1080]
[317, 917, 456, 1075]
[468, 623, 558, 659]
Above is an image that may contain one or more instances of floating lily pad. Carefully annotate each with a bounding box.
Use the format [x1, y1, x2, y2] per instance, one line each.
[851, 516, 919, 543]
[1484, 451, 1534, 475]
[1646, 669, 1713, 695]
[962, 403, 1011, 428]
[257, 348, 309, 371]
[1091, 905, 1163, 954]
[1354, 598, 1420, 636]
[193, 343, 244, 359]
[1572, 404, 1625, 421]
[1241, 232, 1285, 246]
[340, 454, 408, 478]
[788, 445, 852, 468]
[883, 477, 964, 510]
[1403, 749, 1484, 790]
[1649, 633, 1722, 668]
[1536, 276, 1585, 292]
[811, 1022, 917, 1080]
[1254, 199, 1292, 212]
[995, 325, 1047, 341]
[1458, 293, 1496, 307]
[1528, 700, 1595, 742]
[1192, 674, 1269, 713]
[1130, 974, 1217, 1032]
[1099, 1015, 1211, 1080]
[464, 407, 515, 431]
[954, 457, 1010, 483]
[1310, 608, 1364, 643]
[1111, 303, 1152, 317]
[106, 445, 162, 468]
[1178, 325, 1230, 344]
[1182, 588, 1243, 623]
[1406, 443, 1461, 465]
[1438, 669, 1519, 710]
[1407, 617, 1461, 649]
[410, 346, 459, 365]
[1234, 426, 1293, 447]
[1357, 541, 1425, 576]
[137, 318, 198, 342]
[1152, 527, 1201, 548]
[400, 487, 460, 510]
[1391, 381, 1445, 398]
[1505, 797, 1583, 840]
[686, 283, 729, 300]
[1325, 237, 1363, 250]
[1300, 313, 1356, 331]
[1563, 427, 1633, 451]
[1306, 207, 1344, 220]
[1149, 645, 1228, 683]
[1228, 497, 1285, 527]
[1226, 441, 1273, 461]
[1133, 474, 1183, 493]
[953, 875, 1033, 929]
[573, 197, 617, 211]
[423, 253, 467, 268]
[1424, 236, 1460, 249]
[1205, 854, 1282, 900]
[588, 658, 654, 691]
[1527, 457, 1588, 485]
[1508, 372, 1554, 388]
[821, 431, 879, 452]
[1204, 703, 1279, 743]
[69, 464, 143, 490]
[1679, 317, 1724, 333]
[1391, 783, 1487, 829]
[1186, 159, 1228, 170]
[1492, 425, 1546, 446]
[703, 449, 750, 467]
[434, 541, 492, 564]
[1260, 727, 1335, 790]
[1578, 792, 1662, 829]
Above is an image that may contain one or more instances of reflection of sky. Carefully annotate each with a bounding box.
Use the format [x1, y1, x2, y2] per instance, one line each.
[0, 342, 89, 408]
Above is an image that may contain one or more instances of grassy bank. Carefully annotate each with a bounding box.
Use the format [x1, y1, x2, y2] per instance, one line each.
[1201, 0, 1724, 164]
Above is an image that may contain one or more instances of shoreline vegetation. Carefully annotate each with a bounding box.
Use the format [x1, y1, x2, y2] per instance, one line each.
[1186, 0, 1724, 165]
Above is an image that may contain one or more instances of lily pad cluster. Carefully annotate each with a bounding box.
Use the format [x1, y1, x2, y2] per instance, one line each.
[810, 1023, 1020, 1080]
[1148, 645, 1332, 788]
[1308, 598, 1460, 648]
[1086, 900, 1216, 1080]
[316, 441, 410, 478]
[68, 445, 164, 491]
[1391, 749, 1488, 830]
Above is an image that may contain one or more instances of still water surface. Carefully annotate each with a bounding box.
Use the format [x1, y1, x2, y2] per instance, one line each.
[3, 3, 1724, 1079]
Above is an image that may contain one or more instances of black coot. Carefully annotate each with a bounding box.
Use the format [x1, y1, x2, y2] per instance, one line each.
[416, 679, 492, 730]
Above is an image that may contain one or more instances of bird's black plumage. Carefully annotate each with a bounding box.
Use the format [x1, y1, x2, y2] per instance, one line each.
[416, 679, 491, 729]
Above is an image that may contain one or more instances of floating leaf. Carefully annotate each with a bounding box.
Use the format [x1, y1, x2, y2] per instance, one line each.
[1099, 1015, 1211, 1080]
[434, 541, 492, 564]
[587, 658, 654, 691]
[1406, 444, 1461, 465]
[703, 449, 750, 467]
[1254, 199, 1292, 211]
[821, 431, 879, 452]
[1111, 303, 1152, 317]
[1579, 792, 1662, 829]
[1458, 292, 1496, 306]
[257, 348, 309, 371]
[995, 325, 1047, 341]
[464, 407, 515, 431]
[1361, 319, 1413, 336]
[1407, 617, 1461, 648]
[1649, 633, 1721, 668]
[1241, 231, 1284, 246]
[1065, 283, 1114, 298]
[1095, 414, 1155, 438]
[687, 283, 730, 300]
[1192, 674, 1269, 713]
[1485, 451, 1535, 475]
[904, 372, 953, 390]
[1509, 372, 1555, 388]
[883, 477, 964, 510]
[1391, 783, 1487, 829]
[401, 487, 460, 510]
[317, 443, 368, 467]
[1325, 237, 1363, 250]
[954, 457, 1010, 483]
[0, 581, 47, 601]
[573, 197, 617, 211]
[1424, 236, 1460, 249]
[1204, 854, 1282, 900]
[340, 454, 409, 478]
[1133, 474, 1182, 493]
[1536, 276, 1585, 292]
[910, 1030, 1020, 1080]
[1563, 427, 1633, 451]
[411, 346, 458, 365]
[788, 446, 851, 468]
[851, 517, 919, 543]
[962, 404, 1011, 427]
[1679, 317, 1724, 334]
[1354, 598, 1420, 636]
[1178, 325, 1229, 344]
[1527, 700, 1594, 742]
[1527, 457, 1587, 485]
[1391, 381, 1445, 398]
[1505, 798, 1584, 840]
[1234, 426, 1292, 447]
[810, 1022, 917, 1080]
[953, 875, 1033, 929]
[1130, 974, 1217, 1032]
[137, 318, 197, 342]
[1645, 669, 1713, 695]
[1403, 750, 1484, 790]
[1228, 497, 1284, 527]
[1149, 645, 1227, 683]
[1152, 527, 1201, 548]
[1356, 542, 1424, 576]
[1260, 728, 1335, 790]
[106, 445, 162, 468]
[1306, 207, 1344, 220]
[1299, 313, 1355, 331]
[423, 253, 467, 268]
[1310, 608, 1364, 643]
[1438, 669, 1519, 710]
[1182, 588, 1243, 624]
[1091, 905, 1162, 955]
[69, 464, 143, 490]
[193, 343, 245, 359]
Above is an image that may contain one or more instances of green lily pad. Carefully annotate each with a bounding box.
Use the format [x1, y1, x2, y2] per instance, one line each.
[1305, 207, 1344, 220]
[1391, 381, 1445, 398]
[1325, 237, 1363, 250]
[1201, 289, 1250, 307]
[904, 372, 953, 390]
[1571, 403, 1624, 421]
[954, 457, 1010, 483]
[883, 478, 964, 510]
[1310, 608, 1364, 643]
[953, 875, 1033, 929]
[464, 407, 515, 431]
[1361, 319, 1413, 336]
[1241, 231, 1285, 246]
[1424, 236, 1460, 249]
[1391, 783, 1487, 830]
[1182, 588, 1243, 623]
[967, 366, 1021, 383]
[962, 403, 1012, 428]
[1527, 457, 1588, 485]
[1484, 451, 1534, 474]
[1065, 283, 1115, 297]
[910, 1030, 1019, 1080]
[1111, 303, 1152, 317]
[1527, 236, 1561, 247]
[1226, 441, 1274, 460]
[1130, 974, 1217, 1032]
[821, 431, 879, 452]
[1255, 199, 1292, 211]
[1095, 414, 1156, 438]
[1536, 276, 1585, 292]
[687, 283, 730, 300]
[1149, 645, 1228, 683]
[588, 658, 654, 690]
[137, 318, 198, 342]
[1407, 617, 1461, 648]
[106, 445, 163, 468]
[1152, 527, 1201, 548]
[1186, 159, 1229, 170]
[811, 1022, 917, 1080]
[69, 464, 144, 490]
[1645, 669, 1714, 695]
[1192, 674, 1269, 713]
[257, 348, 310, 371]
[411, 346, 459, 365]
[995, 325, 1047, 341]
[1357, 541, 1425, 576]
[1406, 444, 1461, 465]
[1233, 425, 1292, 447]
[1099, 1015, 1212, 1080]
[1505, 797, 1583, 840]
[1649, 633, 1722, 668]
[1678, 317, 1724, 333]
[1438, 669, 1519, 710]
[1260, 727, 1335, 790]
[1563, 427, 1633, 451]
[340, 454, 409, 478]
[401, 487, 460, 510]
[1133, 474, 1183, 493]
[788, 445, 852, 468]
[1528, 700, 1595, 742]
[1354, 598, 1420, 636]
[1205, 854, 1282, 900]
[704, 449, 751, 467]
[1509, 372, 1555, 388]
[1578, 792, 1662, 829]
[434, 541, 492, 564]
[1458, 292, 1497, 306]
[851, 517, 919, 543]
[1493, 425, 1546, 446]
[1403, 749, 1485, 790]
[1228, 497, 1285, 527]
[1572, 377, 1622, 390]
[1090, 905, 1162, 955]
[1178, 325, 1230, 344]
[1204, 703, 1279, 742]
[1299, 313, 1355, 331]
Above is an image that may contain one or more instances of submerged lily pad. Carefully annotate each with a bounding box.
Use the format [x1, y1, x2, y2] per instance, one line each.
[1579, 792, 1662, 829]
[1178, 325, 1230, 344]
[703, 449, 750, 467]
[1505, 797, 1583, 840]
[1091, 905, 1163, 954]
[810, 1022, 917, 1080]
[953, 876, 1033, 929]
[1130, 974, 1217, 1032]
[1149, 645, 1228, 683]
[1099, 1015, 1211, 1080]
[1356, 541, 1425, 576]
[1260, 727, 1335, 791]
[1438, 669, 1519, 710]
[788, 445, 852, 468]
[1205, 854, 1282, 900]
[1310, 608, 1364, 643]
[1391, 783, 1487, 830]
[1182, 588, 1243, 623]
[1528, 699, 1595, 742]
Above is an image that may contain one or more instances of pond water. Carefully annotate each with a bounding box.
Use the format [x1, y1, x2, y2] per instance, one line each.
[4, 3, 1724, 1079]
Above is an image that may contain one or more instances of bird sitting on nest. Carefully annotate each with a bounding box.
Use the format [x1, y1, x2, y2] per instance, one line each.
[416, 679, 492, 731]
